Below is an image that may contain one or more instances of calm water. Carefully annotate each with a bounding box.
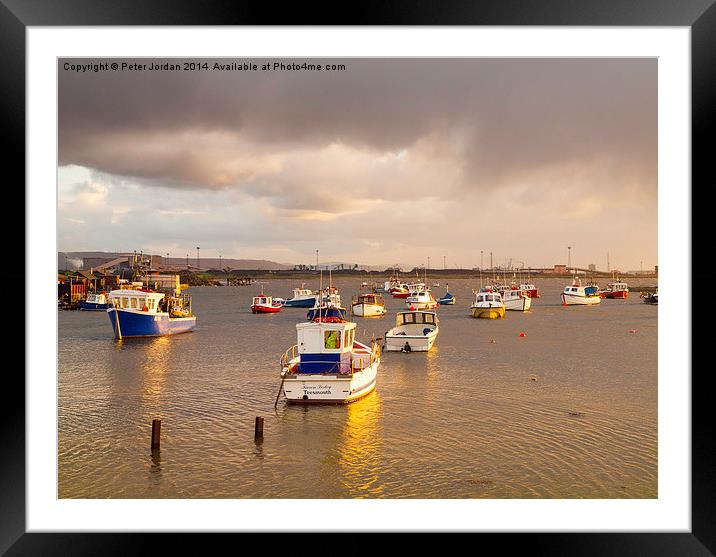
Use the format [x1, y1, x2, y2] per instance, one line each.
[58, 277, 657, 498]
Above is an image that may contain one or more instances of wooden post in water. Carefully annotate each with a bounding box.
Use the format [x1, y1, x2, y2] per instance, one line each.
[254, 416, 264, 441]
[151, 419, 161, 451]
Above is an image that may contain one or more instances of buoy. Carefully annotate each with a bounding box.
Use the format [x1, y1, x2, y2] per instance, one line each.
[629, 329, 637, 333]
[519, 332, 526, 337]
[490, 339, 496, 343]
[409, 305, 416, 310]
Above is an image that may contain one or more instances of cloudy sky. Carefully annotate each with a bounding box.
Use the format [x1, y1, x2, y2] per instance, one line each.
[58, 58, 656, 271]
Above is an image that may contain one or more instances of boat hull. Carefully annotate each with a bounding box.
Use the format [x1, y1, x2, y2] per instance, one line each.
[251, 304, 282, 313]
[351, 303, 386, 317]
[406, 301, 438, 310]
[384, 331, 437, 352]
[561, 293, 601, 306]
[282, 297, 316, 308]
[601, 290, 629, 299]
[504, 296, 532, 311]
[282, 362, 379, 404]
[471, 306, 505, 319]
[107, 308, 196, 337]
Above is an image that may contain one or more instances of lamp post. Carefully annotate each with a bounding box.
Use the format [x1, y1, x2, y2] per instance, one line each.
[480, 250, 483, 270]
[196, 246, 200, 269]
[316, 249, 319, 272]
[568, 246, 572, 271]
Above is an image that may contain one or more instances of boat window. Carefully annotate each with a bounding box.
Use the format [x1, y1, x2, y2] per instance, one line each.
[122, 297, 130, 308]
[324, 330, 342, 350]
[404, 313, 415, 324]
[424, 313, 435, 324]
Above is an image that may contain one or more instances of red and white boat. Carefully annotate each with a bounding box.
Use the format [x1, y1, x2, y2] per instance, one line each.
[519, 283, 540, 298]
[599, 277, 629, 299]
[251, 292, 283, 313]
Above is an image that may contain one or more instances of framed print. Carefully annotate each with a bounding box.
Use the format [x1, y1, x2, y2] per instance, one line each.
[6, 0, 710, 554]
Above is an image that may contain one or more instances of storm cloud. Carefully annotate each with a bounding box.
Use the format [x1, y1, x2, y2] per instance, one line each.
[58, 58, 657, 269]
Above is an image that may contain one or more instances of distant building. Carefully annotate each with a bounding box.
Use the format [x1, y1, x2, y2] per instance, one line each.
[588, 264, 596, 272]
[553, 264, 567, 274]
[654, 265, 658, 275]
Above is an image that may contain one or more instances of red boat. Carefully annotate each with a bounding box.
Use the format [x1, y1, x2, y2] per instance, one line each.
[251, 294, 283, 313]
[599, 280, 629, 299]
[519, 283, 540, 298]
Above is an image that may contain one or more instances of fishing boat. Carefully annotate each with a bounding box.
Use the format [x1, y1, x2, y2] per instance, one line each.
[384, 310, 439, 352]
[471, 290, 506, 319]
[519, 283, 540, 298]
[642, 288, 658, 305]
[501, 288, 532, 311]
[79, 292, 110, 311]
[438, 284, 456, 305]
[561, 276, 601, 306]
[306, 299, 349, 321]
[106, 289, 196, 338]
[351, 293, 387, 317]
[406, 289, 438, 310]
[319, 285, 341, 306]
[600, 277, 629, 299]
[250, 291, 283, 313]
[277, 315, 381, 404]
[282, 284, 317, 307]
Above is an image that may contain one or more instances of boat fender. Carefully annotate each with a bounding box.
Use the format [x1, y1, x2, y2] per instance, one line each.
[142, 305, 149, 312]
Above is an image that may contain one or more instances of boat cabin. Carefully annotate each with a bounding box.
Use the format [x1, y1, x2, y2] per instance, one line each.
[295, 321, 357, 375]
[354, 293, 384, 305]
[608, 282, 629, 292]
[86, 292, 107, 304]
[395, 311, 437, 328]
[253, 295, 275, 306]
[474, 292, 502, 305]
[108, 289, 165, 313]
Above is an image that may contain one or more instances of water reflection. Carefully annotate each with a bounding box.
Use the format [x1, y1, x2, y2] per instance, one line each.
[336, 392, 384, 498]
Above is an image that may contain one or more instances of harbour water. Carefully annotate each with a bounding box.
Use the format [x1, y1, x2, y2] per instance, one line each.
[58, 277, 657, 498]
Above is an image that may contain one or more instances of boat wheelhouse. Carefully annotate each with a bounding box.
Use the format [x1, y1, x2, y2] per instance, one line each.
[406, 289, 438, 310]
[351, 293, 386, 317]
[79, 292, 110, 311]
[384, 310, 439, 352]
[501, 288, 532, 312]
[251, 294, 283, 313]
[283, 284, 317, 307]
[471, 291, 506, 319]
[106, 289, 196, 338]
[278, 319, 381, 404]
[561, 277, 601, 306]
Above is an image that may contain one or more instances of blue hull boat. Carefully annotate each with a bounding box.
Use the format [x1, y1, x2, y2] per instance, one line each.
[438, 292, 456, 305]
[306, 305, 348, 321]
[79, 301, 111, 311]
[107, 308, 196, 338]
[283, 297, 316, 308]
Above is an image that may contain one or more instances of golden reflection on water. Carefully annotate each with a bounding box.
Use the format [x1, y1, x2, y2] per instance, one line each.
[336, 391, 384, 497]
[140, 336, 171, 408]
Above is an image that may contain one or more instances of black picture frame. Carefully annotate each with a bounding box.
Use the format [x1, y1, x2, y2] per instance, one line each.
[6, 1, 708, 554]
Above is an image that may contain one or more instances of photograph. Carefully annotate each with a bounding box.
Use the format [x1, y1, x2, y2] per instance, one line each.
[56, 56, 659, 500]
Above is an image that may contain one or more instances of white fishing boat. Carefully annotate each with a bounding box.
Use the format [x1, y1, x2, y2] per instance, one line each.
[501, 288, 532, 311]
[471, 290, 506, 319]
[351, 293, 387, 317]
[384, 310, 439, 352]
[277, 318, 381, 404]
[406, 289, 438, 310]
[561, 276, 601, 306]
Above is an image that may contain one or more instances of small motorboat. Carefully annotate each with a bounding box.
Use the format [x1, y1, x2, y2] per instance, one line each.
[277, 313, 381, 404]
[306, 299, 348, 322]
[471, 290, 505, 319]
[282, 284, 317, 307]
[437, 284, 456, 305]
[251, 293, 283, 314]
[79, 292, 110, 311]
[561, 276, 601, 306]
[519, 283, 540, 298]
[406, 289, 438, 310]
[642, 288, 658, 305]
[351, 293, 386, 317]
[600, 277, 629, 299]
[384, 310, 439, 352]
[500, 288, 531, 311]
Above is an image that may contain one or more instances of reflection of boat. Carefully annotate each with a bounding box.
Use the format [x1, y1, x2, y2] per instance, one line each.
[278, 316, 381, 404]
[251, 293, 283, 313]
[438, 284, 456, 305]
[500, 288, 531, 311]
[561, 276, 601, 306]
[351, 293, 386, 317]
[406, 290, 438, 310]
[79, 292, 110, 311]
[471, 290, 505, 319]
[384, 310, 439, 352]
[283, 284, 317, 307]
[107, 289, 196, 338]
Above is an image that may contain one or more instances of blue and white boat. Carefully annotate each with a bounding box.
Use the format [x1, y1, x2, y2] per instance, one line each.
[306, 300, 348, 322]
[278, 313, 381, 404]
[106, 289, 196, 338]
[437, 284, 456, 305]
[282, 284, 317, 308]
[79, 292, 111, 311]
